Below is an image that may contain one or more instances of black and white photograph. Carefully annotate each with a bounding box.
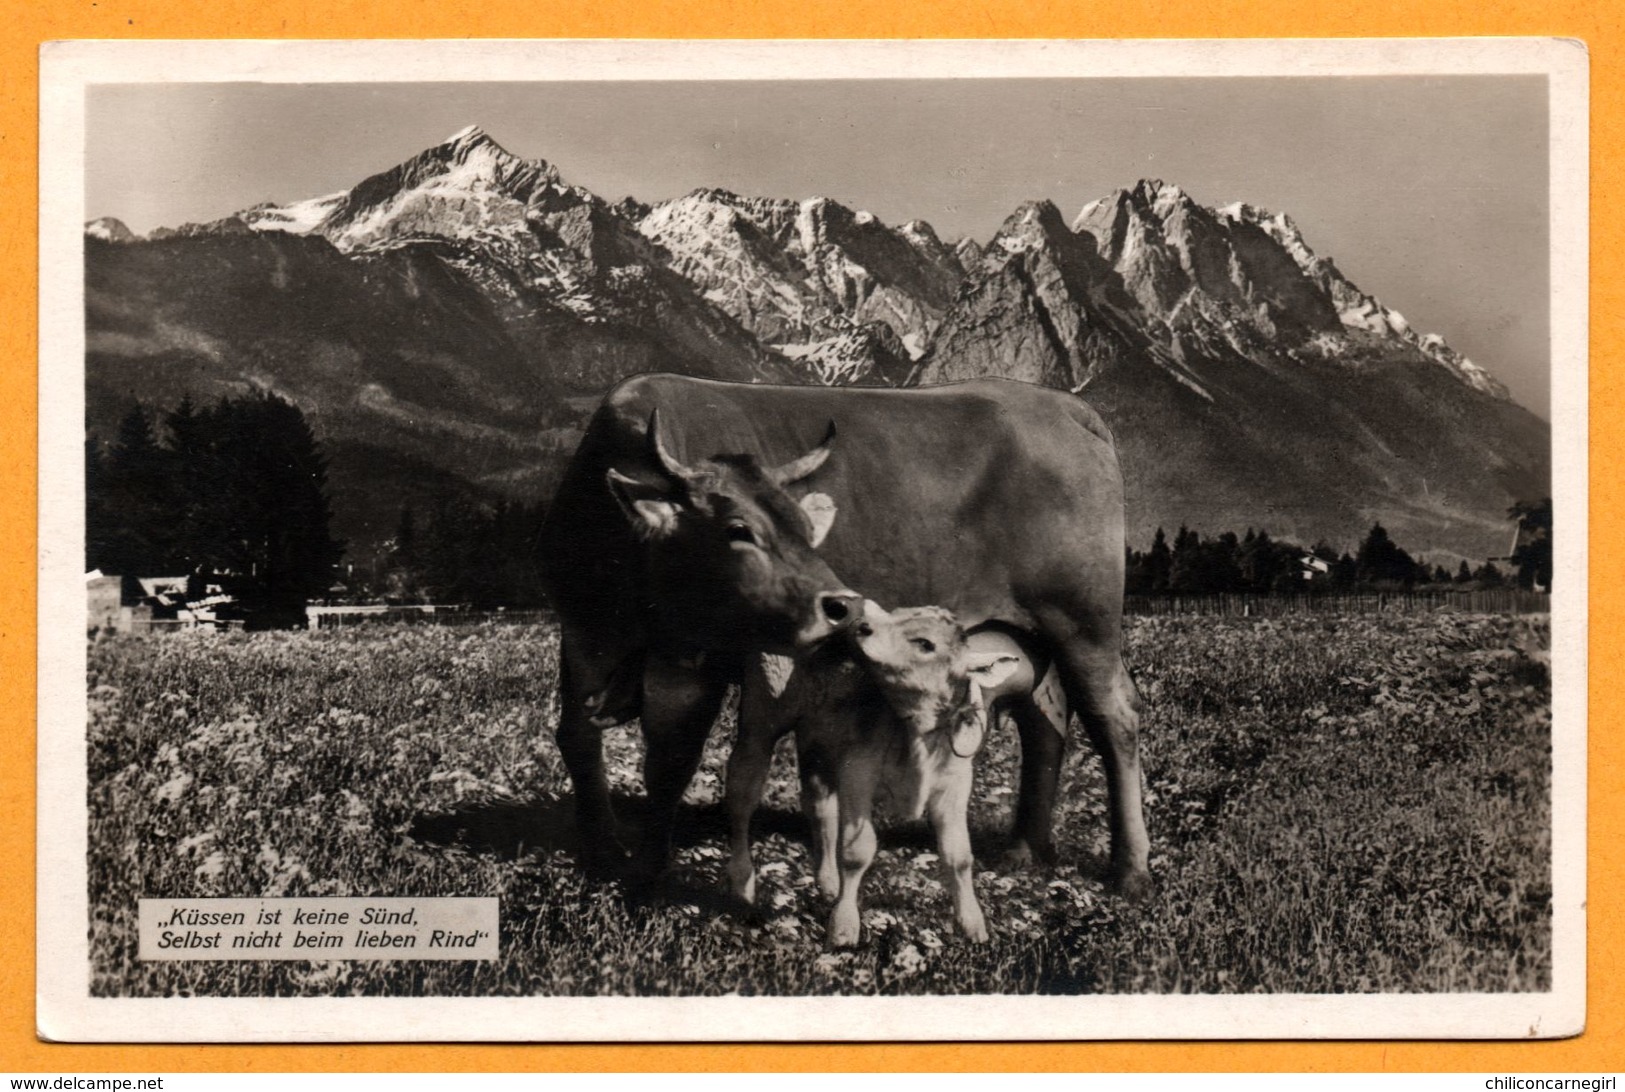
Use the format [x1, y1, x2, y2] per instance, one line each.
[37, 39, 1587, 1041]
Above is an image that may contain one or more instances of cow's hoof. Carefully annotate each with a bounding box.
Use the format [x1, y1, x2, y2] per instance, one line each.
[1112, 867, 1154, 903]
[724, 871, 757, 906]
[624, 849, 672, 891]
[1000, 838, 1057, 871]
[576, 840, 632, 880]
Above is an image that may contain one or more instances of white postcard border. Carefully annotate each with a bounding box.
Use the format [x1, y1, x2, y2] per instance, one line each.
[37, 37, 1590, 1043]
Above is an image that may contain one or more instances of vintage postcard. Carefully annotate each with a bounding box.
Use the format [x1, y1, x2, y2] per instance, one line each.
[37, 38, 1587, 1042]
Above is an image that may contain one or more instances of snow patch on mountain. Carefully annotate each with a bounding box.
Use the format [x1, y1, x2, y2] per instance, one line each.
[635, 187, 961, 368]
[243, 192, 346, 235]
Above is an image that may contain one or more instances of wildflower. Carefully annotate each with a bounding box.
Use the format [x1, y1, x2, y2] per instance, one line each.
[890, 943, 927, 977]
[152, 772, 192, 804]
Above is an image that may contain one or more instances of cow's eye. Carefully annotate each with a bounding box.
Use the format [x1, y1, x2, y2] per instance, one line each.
[726, 522, 758, 546]
[911, 638, 936, 654]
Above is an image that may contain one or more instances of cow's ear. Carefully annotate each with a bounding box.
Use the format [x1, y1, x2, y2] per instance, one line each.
[798, 491, 838, 548]
[606, 469, 682, 540]
[966, 651, 1022, 694]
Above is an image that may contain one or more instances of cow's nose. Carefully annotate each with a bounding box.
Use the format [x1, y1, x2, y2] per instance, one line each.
[819, 592, 863, 627]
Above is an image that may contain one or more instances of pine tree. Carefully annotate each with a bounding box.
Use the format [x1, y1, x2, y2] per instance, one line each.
[1168, 525, 1202, 593]
[1239, 529, 1282, 592]
[90, 405, 179, 575]
[1331, 552, 1358, 589]
[1144, 528, 1172, 593]
[164, 394, 212, 574]
[1356, 523, 1418, 588]
[170, 392, 345, 622]
[84, 434, 110, 571]
[226, 392, 345, 619]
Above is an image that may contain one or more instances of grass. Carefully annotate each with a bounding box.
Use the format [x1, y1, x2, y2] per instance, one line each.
[86, 612, 1552, 996]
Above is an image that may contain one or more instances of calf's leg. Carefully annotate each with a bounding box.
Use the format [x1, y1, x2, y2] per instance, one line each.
[827, 758, 880, 948]
[798, 752, 840, 900]
[928, 758, 988, 942]
[724, 675, 790, 904]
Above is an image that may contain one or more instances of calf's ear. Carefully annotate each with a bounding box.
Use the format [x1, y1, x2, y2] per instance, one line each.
[798, 491, 838, 548]
[606, 469, 682, 540]
[966, 651, 1022, 694]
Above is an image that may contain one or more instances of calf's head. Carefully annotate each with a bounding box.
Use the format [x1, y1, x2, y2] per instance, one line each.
[606, 410, 860, 654]
[851, 602, 1022, 757]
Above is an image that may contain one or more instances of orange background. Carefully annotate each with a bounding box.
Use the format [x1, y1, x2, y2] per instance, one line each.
[0, 0, 1614, 1075]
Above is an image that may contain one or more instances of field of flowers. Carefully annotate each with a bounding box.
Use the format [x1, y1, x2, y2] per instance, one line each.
[86, 612, 1552, 996]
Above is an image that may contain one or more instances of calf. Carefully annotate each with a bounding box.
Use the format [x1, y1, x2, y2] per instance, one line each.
[726, 602, 1063, 946]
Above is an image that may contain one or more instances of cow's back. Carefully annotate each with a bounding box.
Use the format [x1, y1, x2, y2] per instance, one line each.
[540, 374, 1127, 661]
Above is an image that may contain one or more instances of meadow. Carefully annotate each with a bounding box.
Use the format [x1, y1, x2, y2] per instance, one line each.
[86, 612, 1552, 996]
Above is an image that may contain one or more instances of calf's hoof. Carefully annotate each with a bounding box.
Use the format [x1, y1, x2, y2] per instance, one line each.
[957, 912, 990, 944]
[827, 908, 862, 949]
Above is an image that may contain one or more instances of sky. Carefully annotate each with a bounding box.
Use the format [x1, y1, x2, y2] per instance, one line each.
[86, 77, 1551, 417]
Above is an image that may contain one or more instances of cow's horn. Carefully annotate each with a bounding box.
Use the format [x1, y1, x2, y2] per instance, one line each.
[646, 409, 695, 482]
[769, 421, 837, 486]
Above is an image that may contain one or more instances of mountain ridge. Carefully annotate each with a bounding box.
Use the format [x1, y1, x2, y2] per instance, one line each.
[84, 125, 1549, 561]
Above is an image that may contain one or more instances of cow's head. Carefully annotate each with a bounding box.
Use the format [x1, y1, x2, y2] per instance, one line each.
[851, 602, 1022, 758]
[606, 410, 860, 654]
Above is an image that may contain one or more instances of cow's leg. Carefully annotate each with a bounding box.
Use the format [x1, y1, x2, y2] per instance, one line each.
[1054, 644, 1152, 899]
[1006, 692, 1066, 868]
[556, 647, 626, 874]
[724, 672, 789, 904]
[928, 759, 988, 942]
[631, 655, 731, 884]
[827, 758, 880, 948]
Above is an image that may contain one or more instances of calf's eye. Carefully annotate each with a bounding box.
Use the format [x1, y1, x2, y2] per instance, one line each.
[726, 523, 758, 546]
[911, 638, 936, 653]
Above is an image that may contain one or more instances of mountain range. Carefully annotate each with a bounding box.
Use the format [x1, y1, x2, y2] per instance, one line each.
[85, 125, 1550, 563]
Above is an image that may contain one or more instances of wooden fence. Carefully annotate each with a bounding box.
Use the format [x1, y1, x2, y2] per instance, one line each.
[1123, 590, 1550, 617]
[304, 604, 557, 630]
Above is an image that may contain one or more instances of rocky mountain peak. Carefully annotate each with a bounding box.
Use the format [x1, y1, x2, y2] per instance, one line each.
[952, 236, 985, 272]
[85, 217, 138, 243]
[1212, 198, 1509, 399]
[1131, 178, 1196, 219]
[229, 125, 586, 258]
[900, 219, 940, 244]
[442, 123, 493, 149]
[793, 196, 850, 250]
[991, 199, 1076, 254]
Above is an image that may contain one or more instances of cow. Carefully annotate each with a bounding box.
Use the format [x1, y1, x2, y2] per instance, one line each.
[726, 601, 1048, 946]
[537, 373, 1150, 897]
